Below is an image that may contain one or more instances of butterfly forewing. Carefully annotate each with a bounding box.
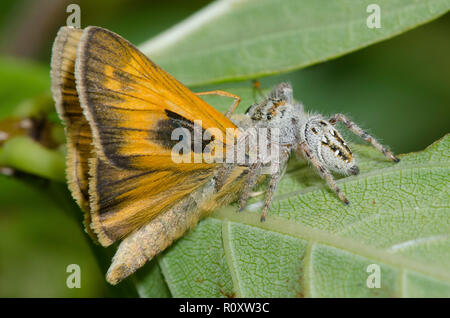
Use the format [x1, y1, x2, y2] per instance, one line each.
[75, 26, 238, 171]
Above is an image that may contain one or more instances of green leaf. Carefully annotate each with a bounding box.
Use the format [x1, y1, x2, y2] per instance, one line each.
[140, 0, 450, 86]
[0, 176, 110, 297]
[158, 218, 235, 298]
[149, 134, 449, 297]
[133, 259, 171, 298]
[0, 57, 51, 118]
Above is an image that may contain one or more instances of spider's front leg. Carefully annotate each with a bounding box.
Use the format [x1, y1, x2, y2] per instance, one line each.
[295, 141, 350, 205]
[237, 136, 291, 222]
[233, 128, 264, 212]
[259, 163, 286, 222]
[238, 161, 262, 211]
[328, 114, 400, 163]
[258, 146, 291, 222]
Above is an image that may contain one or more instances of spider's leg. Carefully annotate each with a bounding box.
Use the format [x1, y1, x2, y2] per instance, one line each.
[328, 113, 400, 163]
[259, 149, 290, 222]
[259, 167, 283, 222]
[296, 142, 349, 205]
[239, 161, 262, 211]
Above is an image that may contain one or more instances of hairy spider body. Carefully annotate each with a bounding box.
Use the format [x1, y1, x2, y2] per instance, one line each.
[234, 83, 399, 221]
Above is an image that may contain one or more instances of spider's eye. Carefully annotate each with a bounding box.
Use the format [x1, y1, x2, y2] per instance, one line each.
[311, 127, 318, 134]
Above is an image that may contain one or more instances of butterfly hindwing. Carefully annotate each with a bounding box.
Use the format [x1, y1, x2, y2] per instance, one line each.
[51, 26, 97, 240]
[89, 156, 215, 246]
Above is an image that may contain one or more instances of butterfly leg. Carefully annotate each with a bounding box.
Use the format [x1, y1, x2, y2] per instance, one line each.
[328, 114, 400, 163]
[195, 90, 241, 117]
[295, 141, 349, 205]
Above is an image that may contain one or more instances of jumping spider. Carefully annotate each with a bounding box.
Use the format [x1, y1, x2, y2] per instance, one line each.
[228, 82, 399, 221]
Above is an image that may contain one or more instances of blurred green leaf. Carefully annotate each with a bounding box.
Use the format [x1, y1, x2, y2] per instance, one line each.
[0, 57, 50, 118]
[0, 177, 109, 297]
[141, 0, 450, 86]
[150, 134, 450, 297]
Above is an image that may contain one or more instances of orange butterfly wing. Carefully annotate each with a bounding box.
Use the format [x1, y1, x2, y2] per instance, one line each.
[88, 157, 215, 245]
[52, 26, 240, 246]
[75, 26, 239, 171]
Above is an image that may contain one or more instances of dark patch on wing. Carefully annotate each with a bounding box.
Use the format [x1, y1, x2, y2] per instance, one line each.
[150, 109, 215, 154]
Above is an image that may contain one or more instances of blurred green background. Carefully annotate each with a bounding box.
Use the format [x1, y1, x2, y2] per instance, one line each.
[0, 0, 448, 297]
